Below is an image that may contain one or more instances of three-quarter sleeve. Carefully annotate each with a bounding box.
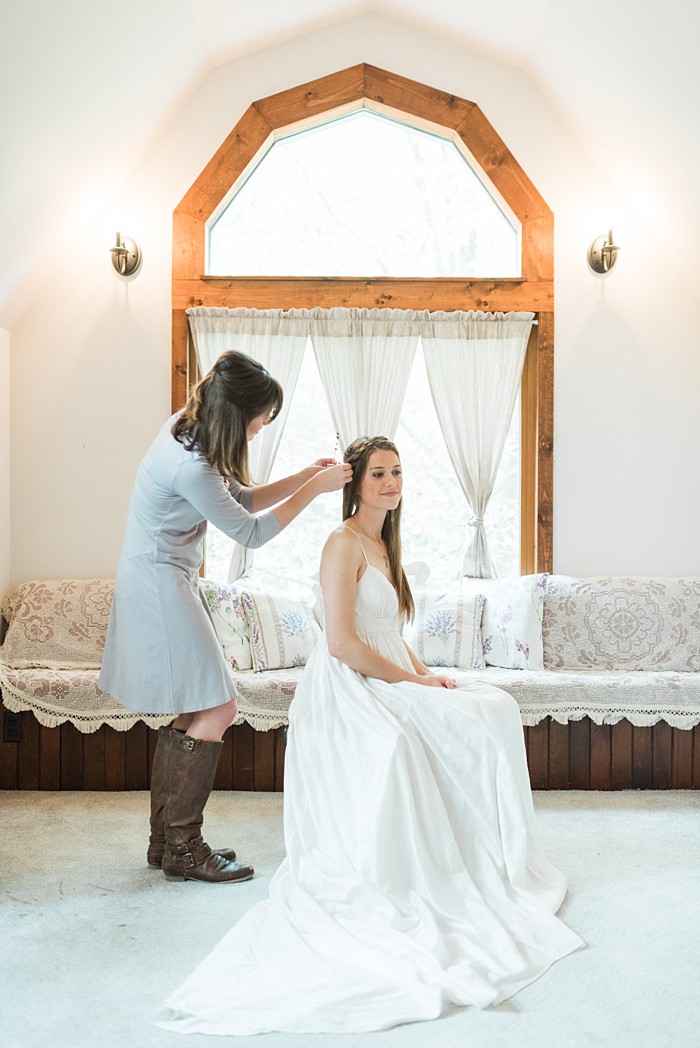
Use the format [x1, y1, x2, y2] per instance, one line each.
[173, 458, 281, 549]
[225, 475, 254, 512]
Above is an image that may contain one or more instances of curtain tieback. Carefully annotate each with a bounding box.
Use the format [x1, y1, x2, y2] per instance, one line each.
[467, 515, 484, 528]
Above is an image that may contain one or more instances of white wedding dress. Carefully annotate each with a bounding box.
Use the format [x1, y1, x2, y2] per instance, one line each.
[157, 564, 582, 1036]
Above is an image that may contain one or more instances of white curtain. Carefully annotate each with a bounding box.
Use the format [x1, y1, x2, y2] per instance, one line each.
[187, 306, 533, 583]
[309, 308, 419, 448]
[421, 311, 534, 579]
[187, 307, 309, 579]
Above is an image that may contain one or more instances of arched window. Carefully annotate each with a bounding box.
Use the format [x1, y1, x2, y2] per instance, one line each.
[172, 65, 554, 574]
[208, 109, 519, 278]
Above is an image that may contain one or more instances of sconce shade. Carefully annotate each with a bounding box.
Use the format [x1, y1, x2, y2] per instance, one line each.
[110, 232, 142, 276]
[587, 229, 620, 274]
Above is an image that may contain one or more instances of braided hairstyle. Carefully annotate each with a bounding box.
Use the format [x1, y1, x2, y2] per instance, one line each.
[172, 350, 283, 484]
[343, 436, 415, 622]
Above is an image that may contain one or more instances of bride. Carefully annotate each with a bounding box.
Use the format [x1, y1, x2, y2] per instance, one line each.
[157, 435, 582, 1035]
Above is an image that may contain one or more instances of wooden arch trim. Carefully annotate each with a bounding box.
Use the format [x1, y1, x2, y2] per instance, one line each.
[172, 63, 554, 572]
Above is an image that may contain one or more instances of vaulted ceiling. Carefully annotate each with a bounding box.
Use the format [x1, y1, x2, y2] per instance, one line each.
[1, 0, 697, 327]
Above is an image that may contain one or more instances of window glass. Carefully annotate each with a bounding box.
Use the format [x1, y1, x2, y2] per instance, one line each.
[206, 344, 520, 592]
[208, 110, 519, 278]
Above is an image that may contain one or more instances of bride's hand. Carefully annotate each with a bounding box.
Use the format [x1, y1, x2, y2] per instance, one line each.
[416, 674, 458, 689]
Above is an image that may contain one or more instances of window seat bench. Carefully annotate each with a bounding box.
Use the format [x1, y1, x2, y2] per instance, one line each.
[2, 576, 699, 791]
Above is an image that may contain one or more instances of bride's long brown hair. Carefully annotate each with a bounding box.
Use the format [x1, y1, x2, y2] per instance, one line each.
[342, 436, 415, 622]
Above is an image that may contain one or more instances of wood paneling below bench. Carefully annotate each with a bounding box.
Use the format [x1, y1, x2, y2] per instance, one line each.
[2, 697, 699, 791]
[0, 697, 287, 791]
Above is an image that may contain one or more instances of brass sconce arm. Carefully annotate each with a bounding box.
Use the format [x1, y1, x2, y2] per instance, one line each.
[110, 232, 142, 276]
[587, 229, 620, 274]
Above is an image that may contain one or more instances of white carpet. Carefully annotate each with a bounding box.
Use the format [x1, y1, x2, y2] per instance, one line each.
[0, 790, 698, 1048]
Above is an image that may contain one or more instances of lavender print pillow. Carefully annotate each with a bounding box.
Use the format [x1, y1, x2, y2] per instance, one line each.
[241, 591, 322, 672]
[461, 574, 548, 670]
[403, 591, 485, 669]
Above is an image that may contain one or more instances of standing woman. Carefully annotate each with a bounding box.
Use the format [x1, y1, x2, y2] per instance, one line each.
[99, 350, 351, 884]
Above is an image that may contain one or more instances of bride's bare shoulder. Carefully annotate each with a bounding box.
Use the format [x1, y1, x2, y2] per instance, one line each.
[321, 525, 363, 568]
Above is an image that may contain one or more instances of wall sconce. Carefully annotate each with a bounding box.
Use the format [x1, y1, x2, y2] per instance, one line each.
[587, 229, 620, 274]
[110, 231, 142, 276]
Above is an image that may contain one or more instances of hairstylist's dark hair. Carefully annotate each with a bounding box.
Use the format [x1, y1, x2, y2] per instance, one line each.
[343, 435, 414, 622]
[172, 350, 283, 484]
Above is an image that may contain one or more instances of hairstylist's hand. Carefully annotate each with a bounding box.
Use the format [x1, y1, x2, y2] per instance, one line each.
[313, 462, 352, 493]
[301, 458, 339, 481]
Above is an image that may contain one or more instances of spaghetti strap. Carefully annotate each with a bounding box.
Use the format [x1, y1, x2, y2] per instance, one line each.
[340, 524, 370, 566]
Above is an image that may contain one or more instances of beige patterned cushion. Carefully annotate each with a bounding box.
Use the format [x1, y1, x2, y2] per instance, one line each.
[0, 579, 114, 669]
[543, 576, 700, 672]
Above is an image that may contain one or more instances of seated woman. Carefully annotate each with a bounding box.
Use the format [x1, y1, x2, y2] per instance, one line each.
[157, 436, 583, 1036]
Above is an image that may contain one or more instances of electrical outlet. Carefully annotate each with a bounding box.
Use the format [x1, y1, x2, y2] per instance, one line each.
[3, 711, 22, 743]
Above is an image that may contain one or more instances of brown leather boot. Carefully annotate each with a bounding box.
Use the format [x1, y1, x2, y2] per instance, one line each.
[147, 726, 237, 867]
[162, 733, 254, 883]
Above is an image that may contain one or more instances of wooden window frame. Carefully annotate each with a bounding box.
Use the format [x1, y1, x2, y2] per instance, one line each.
[171, 64, 554, 573]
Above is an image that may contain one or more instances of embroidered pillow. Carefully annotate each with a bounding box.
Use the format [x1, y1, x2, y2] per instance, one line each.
[461, 573, 548, 670]
[403, 591, 485, 669]
[543, 575, 700, 671]
[241, 591, 322, 671]
[199, 579, 253, 672]
[0, 578, 114, 669]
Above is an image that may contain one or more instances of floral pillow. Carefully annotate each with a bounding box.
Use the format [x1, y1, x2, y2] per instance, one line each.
[461, 573, 548, 670]
[200, 579, 253, 672]
[403, 591, 485, 669]
[240, 591, 322, 672]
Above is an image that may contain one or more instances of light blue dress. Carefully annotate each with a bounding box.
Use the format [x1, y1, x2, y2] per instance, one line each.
[99, 414, 280, 714]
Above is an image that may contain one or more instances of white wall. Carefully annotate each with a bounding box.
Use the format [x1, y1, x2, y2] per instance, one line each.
[8, 12, 700, 585]
[0, 326, 9, 599]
